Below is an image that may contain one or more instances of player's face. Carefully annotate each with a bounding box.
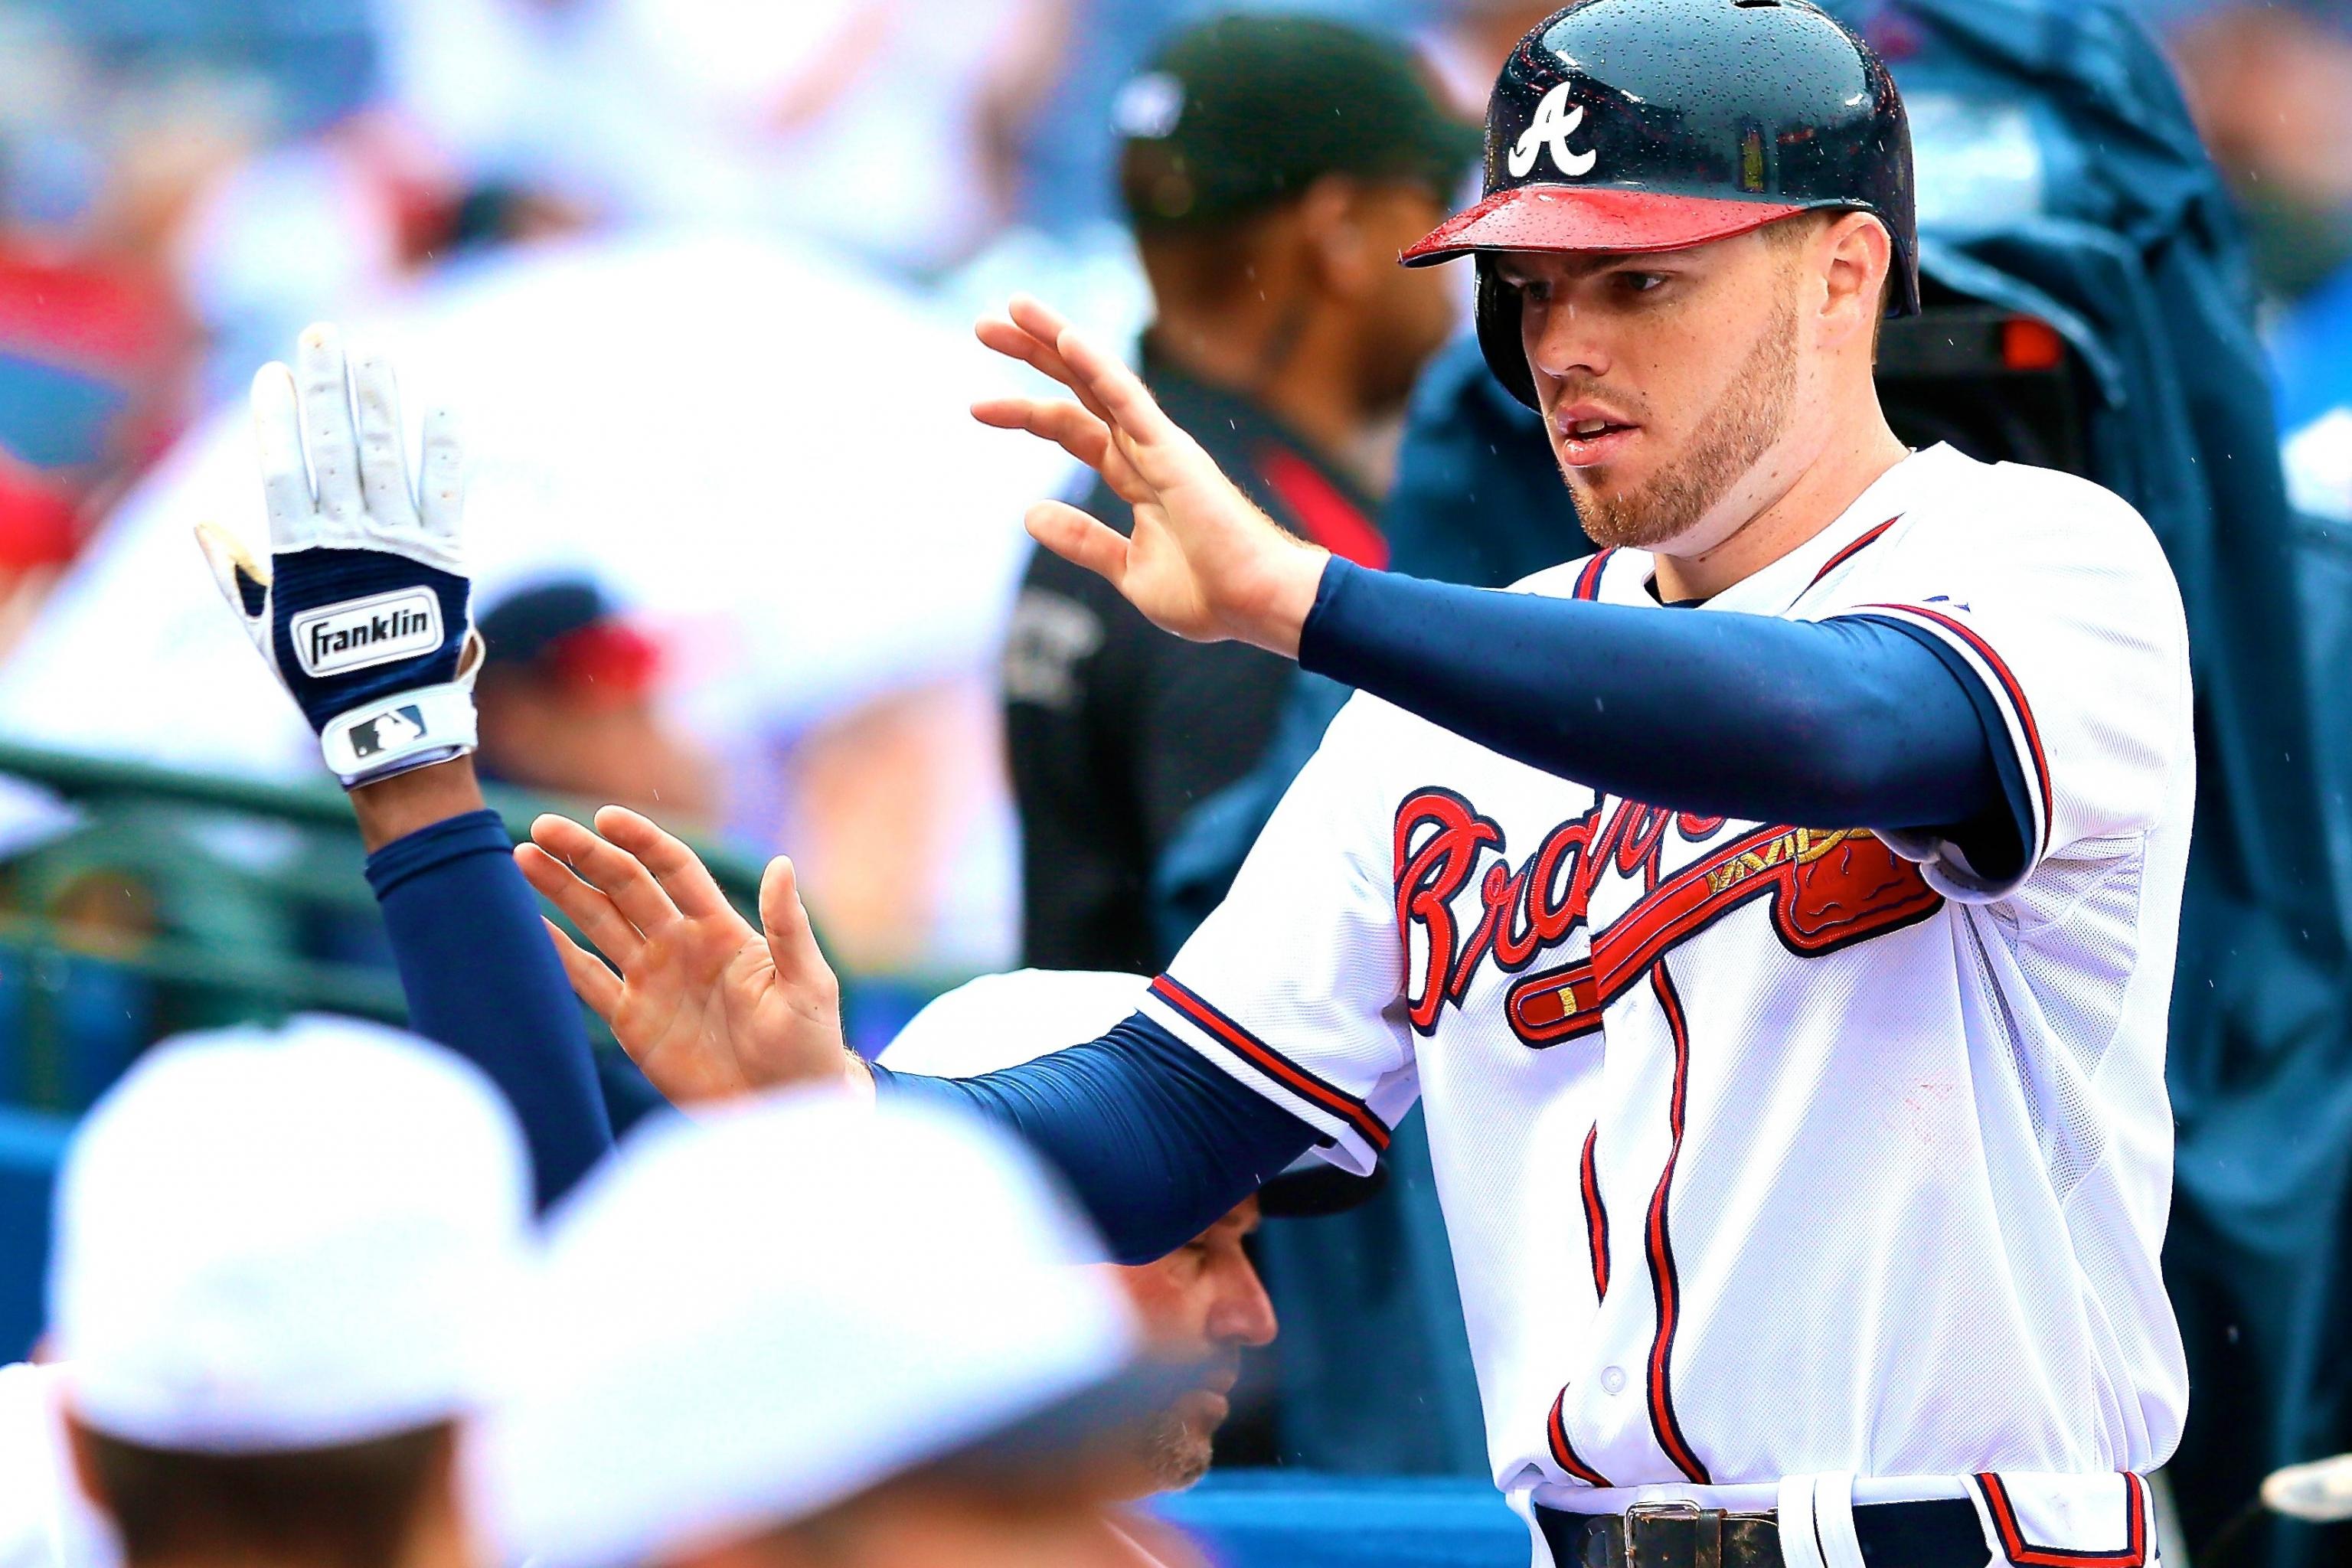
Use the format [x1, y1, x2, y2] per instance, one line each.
[1112, 1198, 1276, 1492]
[1498, 228, 1815, 557]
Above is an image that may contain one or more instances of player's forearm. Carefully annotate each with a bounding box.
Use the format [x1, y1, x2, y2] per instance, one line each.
[1298, 558, 2022, 837]
[364, 791, 614, 1207]
[874, 1014, 1315, 1263]
[351, 756, 490, 849]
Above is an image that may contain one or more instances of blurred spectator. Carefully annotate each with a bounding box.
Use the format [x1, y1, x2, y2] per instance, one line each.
[1014, 0, 1449, 236]
[0, 233, 1073, 978]
[0, 21, 229, 647]
[1419, 0, 1570, 116]
[475, 577, 717, 823]
[2167, 1, 2352, 431]
[47, 1018, 533, 1568]
[475, 1089, 1206, 1568]
[1003, 14, 1475, 974]
[374, 0, 1070, 278]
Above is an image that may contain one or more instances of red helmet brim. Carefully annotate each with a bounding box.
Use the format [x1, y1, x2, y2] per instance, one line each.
[1401, 185, 1809, 266]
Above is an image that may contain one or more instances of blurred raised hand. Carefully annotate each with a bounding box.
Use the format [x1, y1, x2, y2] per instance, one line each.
[971, 294, 1329, 657]
[517, 808, 859, 1105]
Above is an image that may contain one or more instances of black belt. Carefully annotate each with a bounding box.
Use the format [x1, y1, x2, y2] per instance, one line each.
[1535, 1498, 1987, 1568]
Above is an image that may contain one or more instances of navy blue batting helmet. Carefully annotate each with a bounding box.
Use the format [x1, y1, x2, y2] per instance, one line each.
[1403, 0, 1920, 410]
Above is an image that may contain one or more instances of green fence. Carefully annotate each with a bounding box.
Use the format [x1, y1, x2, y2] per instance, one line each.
[0, 740, 771, 1113]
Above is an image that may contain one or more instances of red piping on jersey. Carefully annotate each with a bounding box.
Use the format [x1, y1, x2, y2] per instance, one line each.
[1642, 962, 1711, 1485]
[1580, 1125, 1610, 1298]
[1975, 1472, 2148, 1567]
[1256, 446, 1389, 569]
[1805, 515, 1902, 589]
[1148, 975, 1392, 1153]
[1859, 602, 2053, 840]
[1546, 1387, 1612, 1486]
[1572, 549, 1617, 601]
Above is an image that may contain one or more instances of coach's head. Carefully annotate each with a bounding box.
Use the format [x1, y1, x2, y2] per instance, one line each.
[1401, 0, 1916, 557]
[879, 970, 1333, 1498]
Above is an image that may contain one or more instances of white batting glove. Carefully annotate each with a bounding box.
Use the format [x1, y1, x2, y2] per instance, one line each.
[196, 324, 483, 789]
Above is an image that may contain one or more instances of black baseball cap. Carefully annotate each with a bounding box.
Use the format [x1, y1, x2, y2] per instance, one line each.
[1116, 15, 1481, 230]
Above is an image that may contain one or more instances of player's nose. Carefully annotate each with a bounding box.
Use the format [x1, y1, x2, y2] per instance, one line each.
[1524, 302, 1613, 385]
[1207, 1257, 1279, 1349]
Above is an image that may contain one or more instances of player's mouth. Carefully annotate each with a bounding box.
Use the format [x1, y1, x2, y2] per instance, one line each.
[1177, 1388, 1231, 1434]
[1553, 404, 1639, 468]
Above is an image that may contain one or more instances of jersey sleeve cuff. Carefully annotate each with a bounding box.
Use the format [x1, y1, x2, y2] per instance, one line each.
[1842, 606, 2051, 903]
[1138, 974, 1393, 1177]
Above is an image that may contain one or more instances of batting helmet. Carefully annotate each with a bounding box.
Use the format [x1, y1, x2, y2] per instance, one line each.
[1402, 0, 1919, 410]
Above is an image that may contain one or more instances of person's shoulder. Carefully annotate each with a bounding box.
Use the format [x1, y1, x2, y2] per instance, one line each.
[1906, 447, 2162, 558]
[1875, 449, 2176, 612]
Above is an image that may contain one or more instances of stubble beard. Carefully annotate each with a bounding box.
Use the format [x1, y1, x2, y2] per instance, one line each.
[1562, 292, 1800, 552]
[1138, 1406, 1214, 1492]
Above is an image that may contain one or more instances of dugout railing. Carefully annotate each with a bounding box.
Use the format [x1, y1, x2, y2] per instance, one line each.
[0, 739, 774, 1114]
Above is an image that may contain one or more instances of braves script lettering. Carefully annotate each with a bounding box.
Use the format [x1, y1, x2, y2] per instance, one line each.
[1394, 792, 1943, 1045]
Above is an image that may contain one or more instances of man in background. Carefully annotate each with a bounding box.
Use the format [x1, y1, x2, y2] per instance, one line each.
[1003, 13, 1474, 973]
[474, 576, 714, 823]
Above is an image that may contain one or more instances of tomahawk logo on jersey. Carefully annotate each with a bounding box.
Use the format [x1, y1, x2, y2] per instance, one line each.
[1139, 443, 2191, 1560]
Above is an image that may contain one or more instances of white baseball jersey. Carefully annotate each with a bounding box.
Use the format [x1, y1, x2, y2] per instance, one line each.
[1141, 443, 2190, 1560]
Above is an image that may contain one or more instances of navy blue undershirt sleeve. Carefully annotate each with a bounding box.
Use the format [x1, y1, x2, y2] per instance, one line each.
[366, 809, 614, 1208]
[874, 1013, 1317, 1265]
[1298, 558, 2030, 880]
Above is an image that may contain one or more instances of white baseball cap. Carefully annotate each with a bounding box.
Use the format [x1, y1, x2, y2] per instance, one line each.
[47, 1016, 532, 1454]
[473, 1087, 1152, 1568]
[880, 969, 1381, 1218]
[878, 968, 1148, 1077]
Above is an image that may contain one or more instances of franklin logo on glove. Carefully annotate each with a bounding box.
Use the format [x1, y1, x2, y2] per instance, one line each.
[293, 590, 443, 676]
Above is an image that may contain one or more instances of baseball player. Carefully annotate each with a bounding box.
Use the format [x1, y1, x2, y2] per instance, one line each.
[528, 1, 2191, 1563]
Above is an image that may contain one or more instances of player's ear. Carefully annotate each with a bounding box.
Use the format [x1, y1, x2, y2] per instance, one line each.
[1302, 175, 1378, 299]
[1817, 211, 1891, 345]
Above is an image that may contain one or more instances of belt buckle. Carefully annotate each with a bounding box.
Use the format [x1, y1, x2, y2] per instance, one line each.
[1624, 1501, 1725, 1568]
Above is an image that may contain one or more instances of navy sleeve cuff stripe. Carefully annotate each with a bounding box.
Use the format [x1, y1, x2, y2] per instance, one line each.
[1857, 603, 2053, 841]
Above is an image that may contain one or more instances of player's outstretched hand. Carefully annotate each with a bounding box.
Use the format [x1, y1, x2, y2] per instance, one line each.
[971, 294, 1329, 658]
[517, 808, 860, 1106]
[198, 323, 482, 788]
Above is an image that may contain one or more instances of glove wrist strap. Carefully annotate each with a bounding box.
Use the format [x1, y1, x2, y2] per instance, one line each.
[320, 681, 479, 789]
